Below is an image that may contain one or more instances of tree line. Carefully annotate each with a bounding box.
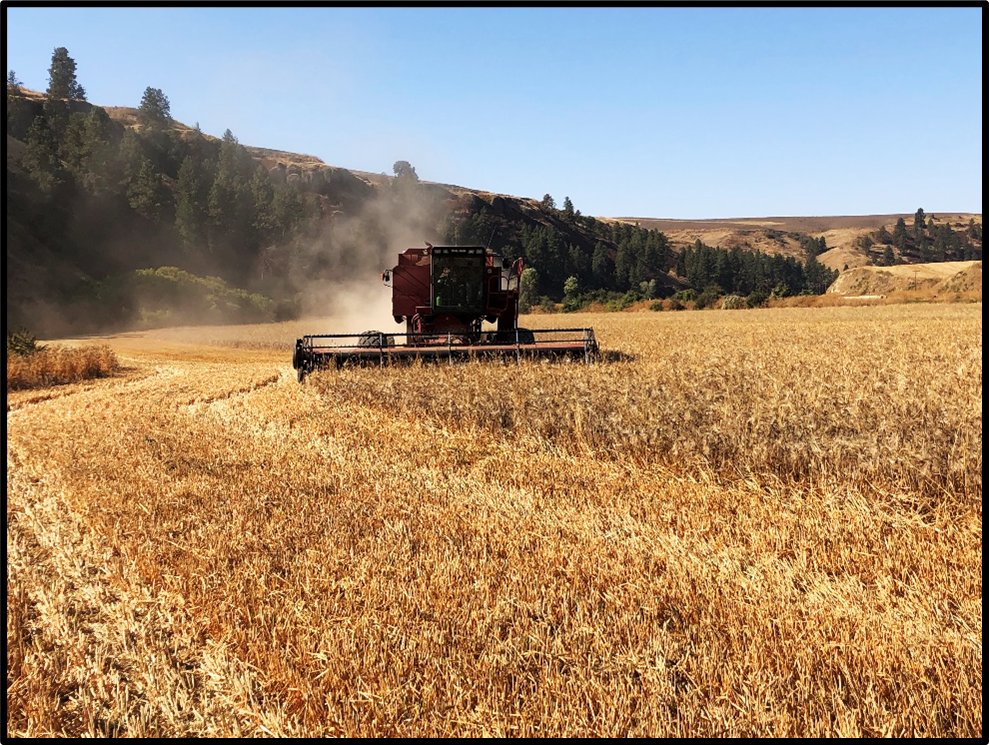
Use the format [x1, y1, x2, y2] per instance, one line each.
[861, 209, 982, 266]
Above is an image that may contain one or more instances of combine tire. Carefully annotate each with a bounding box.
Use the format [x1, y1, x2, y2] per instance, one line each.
[491, 329, 536, 345]
[358, 331, 394, 348]
[517, 328, 536, 345]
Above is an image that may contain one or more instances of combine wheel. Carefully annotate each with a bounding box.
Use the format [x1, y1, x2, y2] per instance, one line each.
[517, 328, 536, 345]
[358, 330, 391, 348]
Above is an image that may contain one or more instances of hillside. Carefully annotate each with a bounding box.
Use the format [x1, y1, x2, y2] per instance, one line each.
[5, 86, 982, 337]
[616, 215, 983, 273]
[81, 93, 978, 278]
[827, 260, 982, 300]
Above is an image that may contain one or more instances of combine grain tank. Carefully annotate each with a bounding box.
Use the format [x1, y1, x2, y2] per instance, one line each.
[293, 244, 598, 381]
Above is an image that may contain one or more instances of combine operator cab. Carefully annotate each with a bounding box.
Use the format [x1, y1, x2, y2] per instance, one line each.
[292, 244, 599, 381]
[388, 245, 522, 341]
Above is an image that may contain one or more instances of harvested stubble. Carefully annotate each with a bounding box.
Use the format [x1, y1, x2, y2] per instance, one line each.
[6, 304, 982, 737]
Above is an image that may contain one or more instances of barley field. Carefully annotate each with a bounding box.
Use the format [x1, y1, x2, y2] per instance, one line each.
[6, 304, 982, 737]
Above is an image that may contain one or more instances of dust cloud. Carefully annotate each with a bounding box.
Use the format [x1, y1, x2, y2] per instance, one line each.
[287, 178, 451, 334]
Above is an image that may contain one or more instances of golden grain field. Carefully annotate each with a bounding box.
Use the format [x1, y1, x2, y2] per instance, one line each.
[6, 304, 982, 737]
[6, 344, 120, 391]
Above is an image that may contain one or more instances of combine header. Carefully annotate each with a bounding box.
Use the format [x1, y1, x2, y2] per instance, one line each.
[293, 244, 598, 381]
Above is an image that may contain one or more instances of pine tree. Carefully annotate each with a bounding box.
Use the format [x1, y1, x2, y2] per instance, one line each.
[44, 47, 86, 138]
[591, 242, 612, 289]
[46, 47, 86, 100]
[175, 156, 209, 248]
[913, 208, 926, 237]
[128, 159, 168, 223]
[23, 117, 63, 193]
[80, 107, 119, 195]
[893, 218, 908, 250]
[137, 87, 172, 131]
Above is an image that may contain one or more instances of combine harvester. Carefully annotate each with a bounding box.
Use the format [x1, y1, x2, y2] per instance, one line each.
[293, 244, 599, 381]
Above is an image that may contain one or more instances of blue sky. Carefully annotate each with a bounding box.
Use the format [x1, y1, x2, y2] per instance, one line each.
[4, 5, 983, 219]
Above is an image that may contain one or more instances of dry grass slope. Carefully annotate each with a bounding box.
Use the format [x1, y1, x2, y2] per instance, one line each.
[6, 305, 982, 737]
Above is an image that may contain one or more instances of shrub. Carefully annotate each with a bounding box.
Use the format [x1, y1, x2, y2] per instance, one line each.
[746, 291, 769, 308]
[721, 295, 746, 310]
[695, 288, 722, 310]
[672, 289, 698, 303]
[6, 328, 46, 356]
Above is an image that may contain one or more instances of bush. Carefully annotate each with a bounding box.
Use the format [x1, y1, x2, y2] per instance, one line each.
[770, 283, 790, 299]
[672, 289, 698, 303]
[695, 288, 722, 310]
[746, 291, 768, 308]
[721, 295, 746, 310]
[72, 267, 280, 331]
[6, 328, 46, 357]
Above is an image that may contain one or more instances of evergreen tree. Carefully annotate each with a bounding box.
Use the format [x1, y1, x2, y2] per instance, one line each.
[249, 164, 277, 250]
[128, 158, 168, 223]
[217, 129, 251, 181]
[893, 217, 908, 250]
[80, 107, 119, 195]
[568, 242, 590, 284]
[591, 242, 612, 289]
[208, 170, 243, 249]
[137, 87, 172, 131]
[614, 244, 632, 290]
[913, 208, 926, 237]
[44, 47, 86, 138]
[23, 117, 63, 193]
[46, 47, 86, 100]
[562, 196, 575, 221]
[643, 231, 669, 279]
[60, 111, 89, 182]
[271, 183, 306, 242]
[803, 255, 831, 294]
[175, 155, 210, 249]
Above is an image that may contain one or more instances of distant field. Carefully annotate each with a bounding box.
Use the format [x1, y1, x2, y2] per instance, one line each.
[7, 305, 982, 737]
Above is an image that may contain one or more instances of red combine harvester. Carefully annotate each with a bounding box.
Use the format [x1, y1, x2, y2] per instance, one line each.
[292, 244, 598, 381]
